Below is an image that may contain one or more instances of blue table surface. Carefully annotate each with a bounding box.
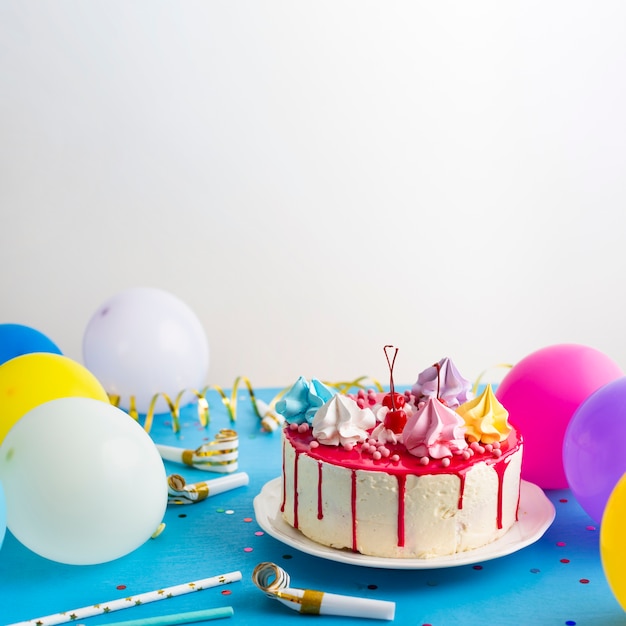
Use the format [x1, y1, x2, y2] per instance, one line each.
[0, 387, 624, 626]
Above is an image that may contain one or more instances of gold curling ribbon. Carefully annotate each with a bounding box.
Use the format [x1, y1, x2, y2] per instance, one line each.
[472, 364, 514, 395]
[324, 376, 384, 394]
[108, 375, 383, 434]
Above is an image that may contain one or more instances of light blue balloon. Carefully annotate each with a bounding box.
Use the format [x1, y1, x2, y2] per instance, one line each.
[0, 481, 6, 551]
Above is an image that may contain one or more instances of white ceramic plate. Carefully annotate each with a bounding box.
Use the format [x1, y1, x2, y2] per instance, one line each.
[253, 477, 555, 569]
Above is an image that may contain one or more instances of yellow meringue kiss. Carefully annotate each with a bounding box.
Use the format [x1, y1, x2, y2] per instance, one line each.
[457, 384, 512, 444]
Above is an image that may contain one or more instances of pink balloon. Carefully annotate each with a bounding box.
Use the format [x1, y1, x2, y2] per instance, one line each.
[496, 344, 622, 489]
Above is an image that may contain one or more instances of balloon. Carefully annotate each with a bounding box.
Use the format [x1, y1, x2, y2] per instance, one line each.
[0, 481, 6, 551]
[83, 287, 209, 414]
[563, 377, 626, 523]
[0, 397, 167, 564]
[600, 472, 626, 611]
[0, 323, 62, 365]
[496, 344, 622, 489]
[0, 353, 110, 444]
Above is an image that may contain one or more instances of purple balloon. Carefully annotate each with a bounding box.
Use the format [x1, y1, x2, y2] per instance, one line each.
[563, 376, 626, 524]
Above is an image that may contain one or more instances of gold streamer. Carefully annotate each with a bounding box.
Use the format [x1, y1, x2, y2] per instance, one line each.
[108, 375, 384, 434]
[472, 363, 514, 395]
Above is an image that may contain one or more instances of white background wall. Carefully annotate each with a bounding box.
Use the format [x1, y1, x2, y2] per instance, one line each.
[2, 1, 625, 388]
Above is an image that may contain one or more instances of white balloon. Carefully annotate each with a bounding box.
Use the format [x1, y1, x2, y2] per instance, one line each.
[0, 397, 168, 565]
[83, 287, 209, 413]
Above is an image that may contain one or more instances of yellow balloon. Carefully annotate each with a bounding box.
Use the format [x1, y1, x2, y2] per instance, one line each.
[0, 353, 109, 443]
[600, 471, 626, 611]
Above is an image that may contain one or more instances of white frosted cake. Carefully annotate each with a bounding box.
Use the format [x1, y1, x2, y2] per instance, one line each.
[274, 354, 523, 559]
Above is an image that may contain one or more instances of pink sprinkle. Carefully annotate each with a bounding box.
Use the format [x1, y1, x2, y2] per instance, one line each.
[372, 451, 382, 460]
[380, 447, 390, 458]
[420, 456, 430, 466]
[586, 525, 596, 531]
[557, 541, 566, 547]
[441, 458, 451, 467]
[357, 389, 366, 398]
[243, 547, 253, 552]
[357, 398, 366, 408]
[391, 454, 400, 463]
[492, 449, 502, 457]
[298, 423, 309, 433]
[485, 444, 493, 453]
[343, 443, 354, 452]
[289, 422, 299, 431]
[476, 445, 485, 454]
[470, 442, 480, 451]
[309, 440, 319, 449]
[492, 441, 501, 449]
[462, 450, 471, 460]
[255, 531, 264, 536]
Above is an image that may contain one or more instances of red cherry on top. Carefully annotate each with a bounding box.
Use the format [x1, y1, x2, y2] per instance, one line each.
[384, 408, 407, 434]
[382, 392, 406, 410]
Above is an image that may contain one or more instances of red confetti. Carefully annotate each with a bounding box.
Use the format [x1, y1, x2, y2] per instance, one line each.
[560, 498, 568, 503]
[243, 517, 253, 523]
[560, 559, 570, 564]
[116, 585, 126, 590]
[556, 541, 566, 547]
[473, 565, 483, 570]
[221, 589, 232, 596]
[579, 579, 590, 584]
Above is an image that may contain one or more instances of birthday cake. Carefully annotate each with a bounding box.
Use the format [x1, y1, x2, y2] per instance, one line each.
[274, 350, 523, 559]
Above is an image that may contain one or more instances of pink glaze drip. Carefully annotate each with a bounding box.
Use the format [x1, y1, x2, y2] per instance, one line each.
[280, 439, 286, 513]
[293, 449, 300, 528]
[455, 468, 468, 510]
[396, 474, 406, 547]
[317, 461, 324, 520]
[493, 457, 508, 529]
[351, 470, 358, 552]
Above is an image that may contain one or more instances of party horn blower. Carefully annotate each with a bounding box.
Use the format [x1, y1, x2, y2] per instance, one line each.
[156, 429, 238, 473]
[252, 562, 395, 620]
[7, 571, 242, 626]
[167, 472, 249, 504]
[255, 399, 285, 432]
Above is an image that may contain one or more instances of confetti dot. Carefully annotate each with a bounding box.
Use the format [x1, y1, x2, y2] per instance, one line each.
[530, 568, 540, 574]
[426, 581, 438, 587]
[367, 584, 378, 590]
[560, 498, 569, 503]
[565, 621, 576, 625]
[243, 547, 253, 553]
[243, 517, 253, 523]
[586, 525, 596, 531]
[221, 589, 232, 596]
[116, 585, 127, 590]
[216, 508, 225, 513]
[178, 513, 187, 519]
[255, 531, 264, 536]
[579, 579, 590, 584]
[225, 510, 235, 515]
[282, 554, 293, 560]
[556, 541, 566, 547]
[561, 559, 570, 564]
[473, 565, 483, 570]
